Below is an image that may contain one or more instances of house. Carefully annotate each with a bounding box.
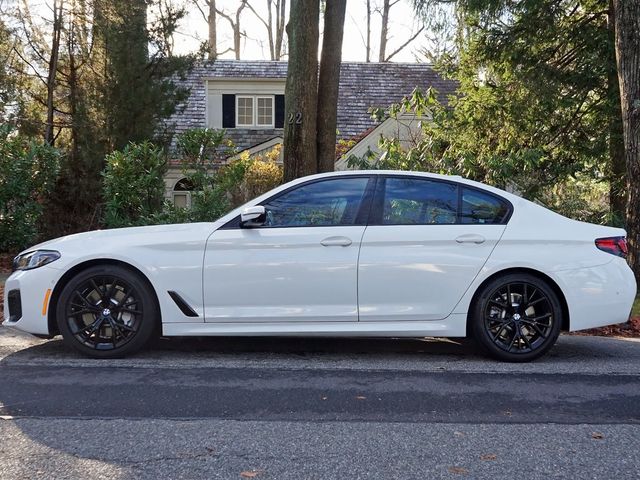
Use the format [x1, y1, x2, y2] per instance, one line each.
[164, 60, 456, 205]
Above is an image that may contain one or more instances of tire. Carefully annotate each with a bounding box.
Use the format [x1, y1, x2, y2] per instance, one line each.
[56, 264, 159, 358]
[470, 273, 562, 362]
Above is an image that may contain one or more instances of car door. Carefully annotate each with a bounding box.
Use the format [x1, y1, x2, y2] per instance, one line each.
[203, 176, 374, 323]
[358, 175, 511, 321]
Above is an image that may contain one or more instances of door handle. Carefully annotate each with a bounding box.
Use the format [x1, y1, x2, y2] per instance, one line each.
[455, 234, 486, 244]
[321, 236, 352, 247]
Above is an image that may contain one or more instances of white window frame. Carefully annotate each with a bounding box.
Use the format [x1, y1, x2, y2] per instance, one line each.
[235, 95, 275, 128]
[255, 95, 275, 128]
[236, 95, 255, 128]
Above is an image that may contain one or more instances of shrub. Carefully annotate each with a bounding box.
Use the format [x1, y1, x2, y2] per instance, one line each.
[102, 141, 167, 228]
[0, 125, 60, 252]
[174, 128, 236, 223]
[241, 145, 283, 201]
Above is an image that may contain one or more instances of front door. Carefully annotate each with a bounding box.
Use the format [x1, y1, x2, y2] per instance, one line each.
[203, 176, 373, 323]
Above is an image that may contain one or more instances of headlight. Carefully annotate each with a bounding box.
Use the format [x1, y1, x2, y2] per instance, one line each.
[12, 250, 61, 271]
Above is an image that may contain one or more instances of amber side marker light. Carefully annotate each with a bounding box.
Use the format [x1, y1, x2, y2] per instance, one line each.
[42, 289, 52, 316]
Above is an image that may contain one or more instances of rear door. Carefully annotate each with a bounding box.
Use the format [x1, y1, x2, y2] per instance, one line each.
[358, 176, 510, 321]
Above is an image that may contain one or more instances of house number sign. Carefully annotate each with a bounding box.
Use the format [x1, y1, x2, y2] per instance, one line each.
[288, 112, 303, 125]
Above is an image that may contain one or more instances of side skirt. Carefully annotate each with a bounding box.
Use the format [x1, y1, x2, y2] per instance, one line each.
[162, 313, 467, 338]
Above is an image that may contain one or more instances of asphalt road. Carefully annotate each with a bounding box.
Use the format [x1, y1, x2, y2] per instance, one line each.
[1, 327, 639, 479]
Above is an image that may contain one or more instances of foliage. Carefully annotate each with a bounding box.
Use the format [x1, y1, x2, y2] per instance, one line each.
[169, 129, 283, 224]
[0, 126, 61, 251]
[241, 145, 284, 201]
[94, 0, 193, 151]
[406, 1, 622, 219]
[174, 128, 236, 222]
[348, 86, 613, 223]
[102, 141, 168, 228]
[8, 0, 196, 240]
[99, 130, 281, 229]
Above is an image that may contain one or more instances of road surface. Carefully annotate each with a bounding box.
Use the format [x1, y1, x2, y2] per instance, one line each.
[0, 327, 639, 479]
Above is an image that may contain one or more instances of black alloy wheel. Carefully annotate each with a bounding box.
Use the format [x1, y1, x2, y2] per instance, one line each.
[56, 265, 159, 358]
[471, 273, 562, 362]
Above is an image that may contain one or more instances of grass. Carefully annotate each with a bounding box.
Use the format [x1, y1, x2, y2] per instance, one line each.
[633, 295, 640, 318]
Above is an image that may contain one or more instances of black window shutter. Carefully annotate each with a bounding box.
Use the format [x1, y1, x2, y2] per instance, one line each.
[275, 94, 285, 128]
[222, 94, 236, 128]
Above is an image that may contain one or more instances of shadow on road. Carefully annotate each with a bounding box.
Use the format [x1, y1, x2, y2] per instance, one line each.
[2, 331, 485, 360]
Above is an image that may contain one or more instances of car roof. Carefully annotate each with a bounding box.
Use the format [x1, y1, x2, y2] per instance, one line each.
[294, 170, 520, 202]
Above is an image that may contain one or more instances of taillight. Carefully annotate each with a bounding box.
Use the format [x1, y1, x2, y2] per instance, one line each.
[595, 236, 628, 258]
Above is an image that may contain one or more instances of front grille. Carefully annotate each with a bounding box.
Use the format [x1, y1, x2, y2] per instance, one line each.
[7, 290, 22, 322]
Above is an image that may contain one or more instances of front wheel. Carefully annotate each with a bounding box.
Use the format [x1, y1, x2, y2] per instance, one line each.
[471, 273, 562, 362]
[56, 265, 159, 358]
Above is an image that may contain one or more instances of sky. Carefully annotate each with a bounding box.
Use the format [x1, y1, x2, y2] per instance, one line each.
[172, 0, 429, 62]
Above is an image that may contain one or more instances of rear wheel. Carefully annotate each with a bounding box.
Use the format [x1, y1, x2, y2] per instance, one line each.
[471, 273, 562, 362]
[56, 265, 159, 358]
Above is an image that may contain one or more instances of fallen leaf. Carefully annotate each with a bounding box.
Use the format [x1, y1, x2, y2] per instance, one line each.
[591, 432, 604, 440]
[480, 454, 497, 461]
[355, 395, 366, 400]
[453, 431, 465, 437]
[448, 466, 468, 475]
[205, 447, 215, 453]
[240, 470, 262, 478]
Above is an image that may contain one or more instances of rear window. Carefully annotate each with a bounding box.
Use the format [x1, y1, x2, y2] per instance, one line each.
[460, 188, 510, 224]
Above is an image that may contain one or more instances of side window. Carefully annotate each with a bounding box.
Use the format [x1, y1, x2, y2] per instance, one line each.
[263, 177, 369, 227]
[382, 178, 457, 225]
[461, 188, 509, 224]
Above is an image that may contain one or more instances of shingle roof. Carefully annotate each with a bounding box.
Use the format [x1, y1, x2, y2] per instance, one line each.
[165, 60, 456, 151]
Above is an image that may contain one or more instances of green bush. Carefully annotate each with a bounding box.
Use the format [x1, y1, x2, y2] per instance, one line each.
[174, 128, 236, 223]
[0, 125, 60, 252]
[102, 141, 167, 228]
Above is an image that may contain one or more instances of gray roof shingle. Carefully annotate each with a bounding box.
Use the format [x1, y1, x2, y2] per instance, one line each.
[165, 60, 456, 151]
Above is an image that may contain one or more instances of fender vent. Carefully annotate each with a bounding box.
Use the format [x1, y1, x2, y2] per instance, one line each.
[167, 291, 199, 317]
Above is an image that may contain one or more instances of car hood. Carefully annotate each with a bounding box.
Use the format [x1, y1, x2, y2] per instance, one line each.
[22, 222, 220, 256]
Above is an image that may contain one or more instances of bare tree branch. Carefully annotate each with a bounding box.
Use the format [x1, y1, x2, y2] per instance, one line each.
[385, 25, 425, 61]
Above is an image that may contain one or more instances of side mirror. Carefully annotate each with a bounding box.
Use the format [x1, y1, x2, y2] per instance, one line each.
[240, 205, 266, 228]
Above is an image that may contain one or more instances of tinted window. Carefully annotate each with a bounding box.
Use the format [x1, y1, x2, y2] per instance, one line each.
[461, 188, 509, 224]
[382, 178, 457, 225]
[263, 177, 369, 227]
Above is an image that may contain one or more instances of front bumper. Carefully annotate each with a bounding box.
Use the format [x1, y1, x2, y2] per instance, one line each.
[3, 266, 60, 336]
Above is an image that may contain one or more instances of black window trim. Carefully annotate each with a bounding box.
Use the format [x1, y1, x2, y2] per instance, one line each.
[368, 174, 513, 226]
[219, 174, 377, 230]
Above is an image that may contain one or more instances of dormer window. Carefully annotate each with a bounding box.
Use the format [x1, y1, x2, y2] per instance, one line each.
[219, 92, 285, 129]
[236, 95, 274, 128]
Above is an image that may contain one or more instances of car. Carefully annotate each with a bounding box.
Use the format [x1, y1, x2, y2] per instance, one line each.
[4, 170, 637, 361]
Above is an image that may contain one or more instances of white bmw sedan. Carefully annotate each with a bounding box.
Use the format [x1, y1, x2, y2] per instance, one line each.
[4, 171, 637, 361]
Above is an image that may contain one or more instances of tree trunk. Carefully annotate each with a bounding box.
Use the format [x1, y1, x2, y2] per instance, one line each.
[275, 0, 286, 59]
[613, 0, 640, 282]
[608, 0, 626, 221]
[366, 0, 371, 62]
[266, 0, 275, 60]
[283, 0, 319, 182]
[233, 14, 241, 59]
[378, 0, 390, 62]
[317, 0, 346, 173]
[208, 0, 217, 60]
[45, 0, 63, 145]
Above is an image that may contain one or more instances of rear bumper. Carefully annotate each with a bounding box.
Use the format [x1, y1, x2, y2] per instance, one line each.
[3, 267, 60, 336]
[555, 258, 637, 331]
